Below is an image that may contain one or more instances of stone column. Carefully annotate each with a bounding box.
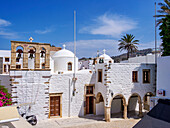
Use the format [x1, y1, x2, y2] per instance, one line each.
[45, 53, 50, 69]
[11, 43, 16, 69]
[35, 53, 40, 69]
[123, 104, 127, 119]
[105, 107, 110, 122]
[23, 52, 28, 69]
[138, 102, 143, 117]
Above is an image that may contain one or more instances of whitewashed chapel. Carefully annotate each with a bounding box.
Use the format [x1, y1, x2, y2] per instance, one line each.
[0, 40, 155, 122]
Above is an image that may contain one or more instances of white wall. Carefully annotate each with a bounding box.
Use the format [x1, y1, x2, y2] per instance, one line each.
[53, 57, 78, 73]
[0, 74, 11, 93]
[10, 70, 51, 121]
[95, 63, 155, 108]
[157, 56, 170, 98]
[121, 54, 160, 64]
[0, 50, 11, 64]
[96, 102, 104, 115]
[49, 70, 96, 117]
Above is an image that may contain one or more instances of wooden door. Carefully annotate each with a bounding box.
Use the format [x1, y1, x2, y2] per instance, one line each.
[86, 96, 93, 114]
[50, 96, 60, 116]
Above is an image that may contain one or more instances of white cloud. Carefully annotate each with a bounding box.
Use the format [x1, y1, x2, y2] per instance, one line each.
[0, 19, 19, 39]
[60, 39, 162, 58]
[0, 30, 19, 39]
[60, 39, 122, 58]
[0, 19, 11, 27]
[35, 28, 52, 34]
[80, 14, 137, 38]
[139, 40, 162, 50]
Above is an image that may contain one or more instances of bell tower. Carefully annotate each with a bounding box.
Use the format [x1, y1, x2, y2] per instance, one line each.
[10, 38, 51, 70]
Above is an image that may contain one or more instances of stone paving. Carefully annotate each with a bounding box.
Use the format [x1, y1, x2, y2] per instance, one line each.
[0, 113, 142, 128]
[35, 115, 140, 128]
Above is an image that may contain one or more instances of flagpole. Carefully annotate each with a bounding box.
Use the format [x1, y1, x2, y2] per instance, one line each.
[155, 2, 157, 64]
[74, 10, 76, 79]
[154, 2, 157, 94]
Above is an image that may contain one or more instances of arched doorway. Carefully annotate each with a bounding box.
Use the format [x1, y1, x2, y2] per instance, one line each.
[95, 92, 104, 116]
[110, 94, 127, 119]
[127, 93, 142, 118]
[143, 92, 154, 111]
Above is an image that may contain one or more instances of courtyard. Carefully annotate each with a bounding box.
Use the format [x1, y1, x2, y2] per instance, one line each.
[35, 116, 140, 128]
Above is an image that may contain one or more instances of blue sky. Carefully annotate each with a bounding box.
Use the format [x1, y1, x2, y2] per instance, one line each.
[0, 0, 162, 58]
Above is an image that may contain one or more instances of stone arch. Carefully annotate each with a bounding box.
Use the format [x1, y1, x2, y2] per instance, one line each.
[95, 92, 105, 116]
[15, 46, 24, 69]
[40, 47, 46, 58]
[110, 94, 126, 106]
[28, 46, 36, 69]
[16, 45, 24, 51]
[143, 92, 154, 111]
[127, 93, 143, 118]
[110, 94, 127, 119]
[16, 46, 24, 59]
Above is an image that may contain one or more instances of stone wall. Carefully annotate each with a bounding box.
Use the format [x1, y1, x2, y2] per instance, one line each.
[10, 70, 51, 120]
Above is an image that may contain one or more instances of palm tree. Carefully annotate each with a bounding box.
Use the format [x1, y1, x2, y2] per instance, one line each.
[118, 34, 139, 59]
[154, 0, 170, 25]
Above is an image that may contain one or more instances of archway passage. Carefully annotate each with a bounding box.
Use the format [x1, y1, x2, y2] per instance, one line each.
[95, 92, 104, 116]
[143, 92, 154, 111]
[110, 94, 126, 119]
[127, 93, 142, 118]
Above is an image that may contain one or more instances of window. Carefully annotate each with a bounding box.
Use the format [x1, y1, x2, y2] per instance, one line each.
[132, 71, 138, 82]
[143, 69, 150, 83]
[86, 86, 93, 94]
[42, 63, 45, 69]
[16, 65, 21, 69]
[5, 57, 9, 62]
[98, 69, 102, 82]
[68, 62, 72, 71]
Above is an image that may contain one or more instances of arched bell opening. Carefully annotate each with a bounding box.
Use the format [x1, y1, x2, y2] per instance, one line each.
[40, 47, 46, 69]
[28, 46, 36, 69]
[16, 46, 24, 69]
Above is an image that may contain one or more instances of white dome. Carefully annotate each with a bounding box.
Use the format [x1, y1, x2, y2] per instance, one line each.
[52, 45, 74, 58]
[99, 53, 112, 60]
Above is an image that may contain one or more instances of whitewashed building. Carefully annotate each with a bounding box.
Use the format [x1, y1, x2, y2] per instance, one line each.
[150, 56, 170, 109]
[0, 40, 156, 122]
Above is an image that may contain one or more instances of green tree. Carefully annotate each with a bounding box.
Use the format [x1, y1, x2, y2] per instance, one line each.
[159, 15, 170, 56]
[118, 34, 139, 59]
[154, 0, 170, 56]
[154, 0, 170, 25]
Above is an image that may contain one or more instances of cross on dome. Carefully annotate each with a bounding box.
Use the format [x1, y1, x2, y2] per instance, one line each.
[63, 44, 66, 49]
[29, 37, 33, 42]
[103, 49, 106, 54]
